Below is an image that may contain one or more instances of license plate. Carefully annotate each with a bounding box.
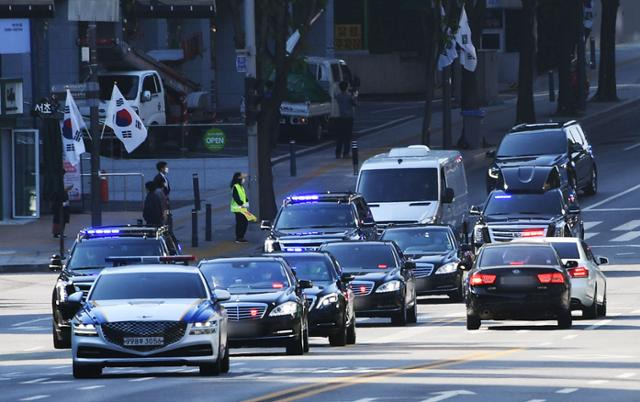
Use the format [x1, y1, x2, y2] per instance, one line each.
[500, 276, 534, 286]
[123, 337, 164, 346]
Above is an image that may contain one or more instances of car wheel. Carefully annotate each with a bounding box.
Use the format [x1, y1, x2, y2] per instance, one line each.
[466, 314, 481, 330]
[407, 303, 418, 324]
[303, 326, 310, 353]
[346, 319, 356, 345]
[199, 360, 221, 376]
[329, 321, 347, 347]
[598, 293, 607, 317]
[582, 288, 598, 319]
[286, 326, 305, 355]
[448, 280, 464, 302]
[220, 344, 230, 374]
[391, 304, 408, 326]
[72, 361, 102, 379]
[52, 322, 71, 349]
[585, 167, 598, 195]
[557, 309, 573, 329]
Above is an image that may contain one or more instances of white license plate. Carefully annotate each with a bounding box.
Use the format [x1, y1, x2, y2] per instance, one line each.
[123, 337, 164, 346]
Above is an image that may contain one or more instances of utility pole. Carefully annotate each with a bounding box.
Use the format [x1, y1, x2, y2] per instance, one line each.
[88, 21, 102, 226]
[441, 0, 452, 149]
[244, 0, 261, 219]
[576, 1, 587, 112]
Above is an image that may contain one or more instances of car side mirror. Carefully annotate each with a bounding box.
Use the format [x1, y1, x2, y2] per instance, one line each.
[59, 291, 84, 321]
[141, 90, 152, 103]
[340, 273, 355, 282]
[260, 220, 272, 230]
[49, 254, 63, 271]
[597, 256, 609, 265]
[441, 187, 454, 204]
[486, 149, 496, 159]
[469, 205, 482, 216]
[404, 261, 416, 270]
[214, 289, 231, 302]
[298, 279, 313, 289]
[564, 260, 579, 269]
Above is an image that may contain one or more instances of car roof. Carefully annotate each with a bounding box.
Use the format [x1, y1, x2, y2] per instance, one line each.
[269, 252, 331, 258]
[200, 256, 285, 264]
[481, 242, 554, 249]
[361, 146, 461, 170]
[382, 225, 451, 233]
[100, 265, 200, 275]
[322, 241, 395, 247]
[511, 238, 581, 244]
[509, 121, 577, 133]
[282, 192, 361, 206]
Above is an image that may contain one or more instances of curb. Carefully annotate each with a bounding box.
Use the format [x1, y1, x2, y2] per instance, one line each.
[0, 264, 51, 274]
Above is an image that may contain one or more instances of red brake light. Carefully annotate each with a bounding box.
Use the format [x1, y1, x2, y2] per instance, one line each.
[537, 272, 565, 284]
[377, 264, 388, 269]
[272, 282, 284, 289]
[250, 309, 258, 317]
[509, 261, 525, 265]
[470, 273, 497, 286]
[360, 286, 366, 293]
[522, 229, 545, 237]
[568, 266, 589, 278]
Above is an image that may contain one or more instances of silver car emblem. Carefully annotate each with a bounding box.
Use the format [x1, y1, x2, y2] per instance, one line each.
[512, 269, 521, 274]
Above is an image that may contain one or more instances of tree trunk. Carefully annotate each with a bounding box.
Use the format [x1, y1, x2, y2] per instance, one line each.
[461, 0, 486, 111]
[516, 0, 536, 123]
[593, 0, 619, 101]
[556, 0, 580, 115]
[421, 8, 439, 146]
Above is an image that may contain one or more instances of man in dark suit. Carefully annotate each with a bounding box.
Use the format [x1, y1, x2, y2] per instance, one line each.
[143, 181, 163, 226]
[154, 161, 170, 197]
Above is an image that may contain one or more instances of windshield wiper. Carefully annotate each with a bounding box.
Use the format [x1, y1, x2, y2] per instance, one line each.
[516, 211, 545, 215]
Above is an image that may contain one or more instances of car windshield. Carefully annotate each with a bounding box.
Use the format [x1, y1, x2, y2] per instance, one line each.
[67, 238, 164, 270]
[322, 244, 397, 271]
[357, 168, 438, 203]
[497, 131, 567, 157]
[90, 272, 206, 300]
[199, 261, 291, 293]
[484, 192, 563, 216]
[99, 75, 139, 100]
[479, 246, 559, 267]
[281, 256, 336, 283]
[382, 228, 454, 254]
[275, 203, 356, 230]
[550, 242, 580, 259]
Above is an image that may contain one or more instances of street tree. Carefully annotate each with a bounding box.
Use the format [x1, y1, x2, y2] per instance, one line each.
[593, 0, 620, 101]
[516, 0, 537, 123]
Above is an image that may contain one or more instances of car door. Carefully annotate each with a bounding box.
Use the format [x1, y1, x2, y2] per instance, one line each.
[139, 74, 162, 125]
[582, 241, 606, 302]
[354, 198, 377, 239]
[567, 127, 590, 187]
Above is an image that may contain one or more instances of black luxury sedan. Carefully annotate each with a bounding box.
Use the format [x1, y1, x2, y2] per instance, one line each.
[380, 225, 474, 301]
[319, 241, 417, 326]
[198, 257, 312, 355]
[272, 252, 357, 346]
[486, 121, 597, 195]
[465, 243, 574, 330]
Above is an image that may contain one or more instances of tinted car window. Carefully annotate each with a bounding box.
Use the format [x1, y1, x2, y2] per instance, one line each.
[357, 168, 438, 202]
[479, 246, 559, 267]
[382, 228, 454, 254]
[275, 203, 356, 230]
[67, 239, 164, 270]
[200, 261, 291, 293]
[90, 272, 206, 300]
[99, 76, 139, 100]
[550, 242, 580, 259]
[282, 256, 336, 283]
[484, 192, 563, 216]
[322, 244, 398, 271]
[497, 131, 567, 157]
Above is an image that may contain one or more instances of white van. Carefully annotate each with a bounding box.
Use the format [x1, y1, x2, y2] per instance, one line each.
[355, 145, 469, 233]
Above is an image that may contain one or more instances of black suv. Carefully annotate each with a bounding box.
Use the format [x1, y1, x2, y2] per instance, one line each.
[486, 121, 597, 195]
[50, 225, 181, 349]
[262, 192, 377, 253]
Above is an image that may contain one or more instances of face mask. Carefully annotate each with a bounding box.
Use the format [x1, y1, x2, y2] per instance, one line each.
[241, 178, 246, 184]
[164, 168, 169, 174]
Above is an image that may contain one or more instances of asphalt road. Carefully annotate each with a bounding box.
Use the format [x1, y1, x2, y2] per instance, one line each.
[1, 105, 640, 401]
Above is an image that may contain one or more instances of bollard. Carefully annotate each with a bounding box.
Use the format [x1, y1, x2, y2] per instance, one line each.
[548, 70, 556, 102]
[205, 203, 212, 242]
[589, 37, 596, 69]
[289, 140, 297, 177]
[193, 173, 201, 211]
[191, 209, 199, 248]
[351, 141, 359, 176]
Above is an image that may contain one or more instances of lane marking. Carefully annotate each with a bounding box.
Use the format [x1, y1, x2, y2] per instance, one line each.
[583, 221, 602, 230]
[22, 346, 43, 352]
[623, 142, 640, 151]
[355, 115, 417, 135]
[610, 231, 640, 242]
[584, 208, 640, 212]
[556, 388, 579, 394]
[563, 334, 578, 340]
[350, 399, 378, 402]
[19, 396, 50, 401]
[612, 220, 640, 231]
[584, 183, 640, 211]
[588, 380, 609, 385]
[583, 232, 599, 240]
[79, 385, 105, 390]
[631, 309, 640, 314]
[129, 377, 155, 382]
[585, 319, 612, 330]
[617, 372, 636, 379]
[525, 400, 546, 402]
[42, 380, 71, 384]
[52, 366, 68, 370]
[20, 378, 49, 384]
[11, 317, 50, 327]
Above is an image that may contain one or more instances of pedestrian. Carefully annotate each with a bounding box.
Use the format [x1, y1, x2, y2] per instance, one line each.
[153, 161, 171, 227]
[143, 181, 164, 226]
[52, 184, 72, 238]
[230, 172, 249, 243]
[334, 81, 357, 159]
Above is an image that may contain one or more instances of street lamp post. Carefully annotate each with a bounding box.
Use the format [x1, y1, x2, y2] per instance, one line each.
[244, 0, 261, 219]
[88, 20, 102, 226]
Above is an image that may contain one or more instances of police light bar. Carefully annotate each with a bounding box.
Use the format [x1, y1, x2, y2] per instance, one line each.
[84, 228, 121, 235]
[288, 195, 320, 201]
[105, 255, 196, 266]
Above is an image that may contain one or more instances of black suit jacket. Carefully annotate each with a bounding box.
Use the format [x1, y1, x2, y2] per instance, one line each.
[154, 173, 170, 197]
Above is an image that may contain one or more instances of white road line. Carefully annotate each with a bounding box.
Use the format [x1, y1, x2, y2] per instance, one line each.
[19, 396, 50, 401]
[129, 377, 155, 382]
[617, 372, 636, 379]
[51, 366, 68, 370]
[20, 378, 50, 385]
[617, 252, 636, 255]
[584, 208, 640, 212]
[42, 380, 71, 384]
[79, 385, 105, 390]
[631, 309, 640, 314]
[588, 380, 609, 385]
[610, 231, 640, 242]
[583, 221, 602, 230]
[612, 220, 640, 231]
[22, 346, 43, 352]
[355, 115, 417, 135]
[525, 400, 546, 402]
[583, 232, 599, 240]
[230, 362, 246, 367]
[584, 183, 640, 210]
[585, 319, 612, 330]
[11, 317, 50, 327]
[563, 334, 578, 340]
[556, 388, 579, 394]
[350, 398, 378, 402]
[623, 142, 640, 151]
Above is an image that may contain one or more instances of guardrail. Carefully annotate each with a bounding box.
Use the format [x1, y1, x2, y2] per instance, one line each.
[80, 172, 145, 211]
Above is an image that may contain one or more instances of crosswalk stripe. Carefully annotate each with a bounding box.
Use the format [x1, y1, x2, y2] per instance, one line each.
[611, 231, 640, 242]
[583, 232, 599, 240]
[612, 220, 640, 231]
[583, 221, 602, 230]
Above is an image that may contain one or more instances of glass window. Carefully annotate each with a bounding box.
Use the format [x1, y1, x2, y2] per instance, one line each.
[479, 246, 559, 267]
[357, 168, 439, 203]
[67, 239, 164, 270]
[322, 244, 398, 271]
[281, 256, 337, 282]
[550, 242, 580, 259]
[90, 272, 206, 300]
[381, 228, 454, 254]
[275, 203, 356, 230]
[99, 75, 140, 100]
[446, 161, 466, 196]
[199, 260, 291, 293]
[143, 75, 157, 94]
[497, 131, 567, 157]
[484, 192, 563, 216]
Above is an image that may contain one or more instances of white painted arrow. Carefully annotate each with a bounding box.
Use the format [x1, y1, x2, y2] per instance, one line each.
[420, 390, 476, 402]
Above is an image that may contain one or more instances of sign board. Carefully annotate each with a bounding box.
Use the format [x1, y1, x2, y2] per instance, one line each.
[0, 1, 54, 18]
[236, 54, 247, 73]
[62, 154, 82, 202]
[0, 19, 30, 54]
[68, 0, 120, 22]
[51, 83, 100, 101]
[335, 25, 362, 51]
[202, 128, 226, 152]
[1, 79, 23, 116]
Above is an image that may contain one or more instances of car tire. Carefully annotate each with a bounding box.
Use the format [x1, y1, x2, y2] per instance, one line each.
[582, 288, 599, 319]
[557, 309, 573, 329]
[466, 314, 481, 330]
[220, 344, 230, 374]
[329, 322, 347, 347]
[52, 322, 71, 349]
[391, 304, 408, 326]
[346, 319, 356, 345]
[448, 281, 464, 302]
[598, 293, 607, 317]
[584, 167, 598, 195]
[72, 361, 102, 379]
[286, 326, 305, 355]
[199, 361, 221, 376]
[303, 326, 310, 353]
[407, 303, 418, 324]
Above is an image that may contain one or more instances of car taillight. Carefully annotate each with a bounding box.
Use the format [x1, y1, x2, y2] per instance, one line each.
[568, 266, 589, 278]
[522, 228, 545, 237]
[537, 272, 565, 284]
[470, 273, 497, 286]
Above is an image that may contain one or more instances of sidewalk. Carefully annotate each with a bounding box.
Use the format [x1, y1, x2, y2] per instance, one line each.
[4, 45, 640, 272]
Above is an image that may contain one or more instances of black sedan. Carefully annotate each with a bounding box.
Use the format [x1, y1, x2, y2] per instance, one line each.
[465, 243, 574, 330]
[319, 241, 417, 326]
[272, 252, 356, 346]
[198, 257, 312, 355]
[381, 225, 473, 301]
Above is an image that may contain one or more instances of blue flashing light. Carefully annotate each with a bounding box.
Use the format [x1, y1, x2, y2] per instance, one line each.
[288, 195, 320, 202]
[494, 195, 512, 199]
[86, 228, 121, 235]
[284, 247, 304, 252]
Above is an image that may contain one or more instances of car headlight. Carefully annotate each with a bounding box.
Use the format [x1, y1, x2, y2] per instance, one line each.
[473, 225, 486, 244]
[375, 280, 401, 293]
[73, 322, 98, 336]
[189, 319, 218, 335]
[269, 301, 298, 317]
[264, 237, 278, 253]
[316, 293, 339, 308]
[435, 262, 459, 275]
[488, 166, 500, 179]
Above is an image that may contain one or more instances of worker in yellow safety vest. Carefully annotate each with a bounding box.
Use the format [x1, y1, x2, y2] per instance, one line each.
[230, 172, 256, 243]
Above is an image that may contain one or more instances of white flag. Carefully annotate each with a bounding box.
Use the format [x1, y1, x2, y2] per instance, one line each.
[437, 6, 458, 71]
[455, 6, 477, 72]
[60, 89, 87, 166]
[104, 85, 147, 153]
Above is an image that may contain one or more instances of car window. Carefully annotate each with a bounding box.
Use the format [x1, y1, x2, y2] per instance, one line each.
[99, 75, 139, 100]
[152, 74, 161, 94]
[331, 64, 341, 83]
[550, 242, 580, 259]
[479, 246, 559, 267]
[340, 64, 352, 85]
[484, 192, 563, 216]
[497, 131, 567, 157]
[90, 272, 206, 300]
[282, 256, 336, 282]
[574, 125, 589, 145]
[357, 168, 439, 203]
[142, 75, 157, 94]
[381, 228, 454, 254]
[67, 239, 164, 270]
[321, 244, 398, 271]
[275, 203, 356, 230]
[446, 160, 467, 196]
[199, 261, 291, 293]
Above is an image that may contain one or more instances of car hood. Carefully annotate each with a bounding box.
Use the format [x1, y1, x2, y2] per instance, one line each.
[406, 251, 456, 265]
[84, 298, 210, 323]
[484, 215, 559, 224]
[495, 154, 566, 167]
[343, 270, 397, 282]
[368, 201, 439, 223]
[302, 282, 336, 297]
[274, 228, 356, 240]
[223, 290, 291, 304]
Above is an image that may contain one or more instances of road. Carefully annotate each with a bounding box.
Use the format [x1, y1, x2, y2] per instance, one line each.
[1, 105, 640, 401]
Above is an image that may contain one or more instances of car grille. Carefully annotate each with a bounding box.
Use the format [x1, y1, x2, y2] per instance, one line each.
[222, 303, 268, 321]
[488, 226, 548, 242]
[101, 321, 186, 352]
[349, 281, 375, 296]
[414, 263, 435, 278]
[279, 242, 325, 252]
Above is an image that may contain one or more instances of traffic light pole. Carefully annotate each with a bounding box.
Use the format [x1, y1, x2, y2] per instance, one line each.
[88, 20, 102, 226]
[245, 0, 261, 219]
